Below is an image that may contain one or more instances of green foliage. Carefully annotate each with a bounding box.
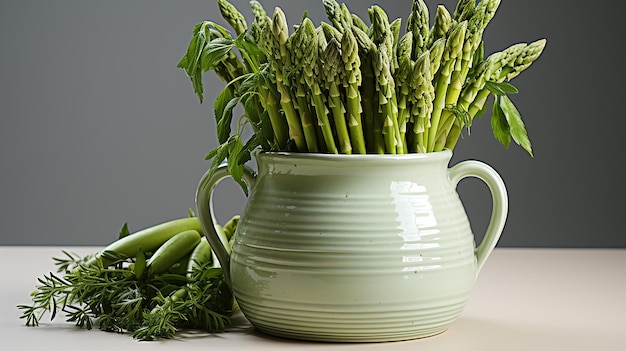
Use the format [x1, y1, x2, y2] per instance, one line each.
[18, 215, 241, 341]
[486, 81, 533, 156]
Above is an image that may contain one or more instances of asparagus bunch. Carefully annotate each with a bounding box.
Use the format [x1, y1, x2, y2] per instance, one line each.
[178, 0, 546, 185]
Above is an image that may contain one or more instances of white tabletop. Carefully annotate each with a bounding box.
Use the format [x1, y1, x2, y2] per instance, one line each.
[2, 246, 625, 351]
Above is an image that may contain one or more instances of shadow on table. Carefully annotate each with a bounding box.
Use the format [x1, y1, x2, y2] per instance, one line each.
[22, 312, 621, 349]
[190, 314, 623, 350]
[438, 317, 620, 350]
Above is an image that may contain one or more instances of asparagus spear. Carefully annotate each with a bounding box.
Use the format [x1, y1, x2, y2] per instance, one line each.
[342, 28, 367, 154]
[369, 6, 394, 61]
[395, 31, 414, 153]
[453, 0, 476, 22]
[425, 20, 467, 152]
[294, 18, 337, 153]
[389, 18, 402, 74]
[290, 18, 321, 152]
[340, 3, 354, 30]
[351, 13, 369, 33]
[373, 6, 403, 153]
[249, 1, 269, 44]
[370, 5, 401, 154]
[432, 0, 501, 151]
[318, 2, 367, 152]
[258, 72, 289, 149]
[406, 0, 430, 59]
[351, 26, 380, 153]
[258, 8, 307, 151]
[445, 39, 547, 150]
[321, 21, 342, 43]
[216, 0, 263, 74]
[467, 42, 533, 117]
[322, 38, 353, 154]
[323, 0, 351, 33]
[501, 38, 547, 81]
[427, 5, 452, 48]
[247, 1, 289, 149]
[409, 50, 435, 153]
[428, 37, 446, 79]
[217, 0, 248, 36]
[377, 50, 401, 154]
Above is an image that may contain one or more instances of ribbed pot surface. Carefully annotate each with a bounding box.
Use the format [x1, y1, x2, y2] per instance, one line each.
[230, 151, 478, 342]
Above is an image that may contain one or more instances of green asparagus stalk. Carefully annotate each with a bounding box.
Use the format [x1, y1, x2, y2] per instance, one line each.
[341, 29, 367, 154]
[217, 0, 248, 36]
[249, 1, 269, 45]
[322, 38, 352, 154]
[369, 6, 394, 61]
[316, 25, 328, 57]
[258, 67, 289, 149]
[428, 37, 446, 79]
[409, 50, 435, 153]
[320, 22, 341, 43]
[290, 18, 321, 153]
[323, 0, 367, 154]
[480, 0, 502, 31]
[500, 38, 547, 82]
[351, 13, 369, 32]
[457, 52, 503, 113]
[258, 9, 307, 151]
[375, 49, 400, 154]
[370, 5, 401, 154]
[445, 38, 546, 150]
[316, 25, 334, 151]
[263, 92, 287, 149]
[432, 0, 501, 151]
[213, 0, 260, 75]
[407, 0, 430, 59]
[351, 26, 380, 153]
[294, 18, 337, 153]
[340, 3, 354, 30]
[246, 2, 289, 149]
[453, 0, 476, 22]
[271, 8, 290, 65]
[389, 18, 402, 74]
[427, 5, 452, 48]
[323, 0, 350, 33]
[395, 31, 414, 153]
[467, 42, 529, 116]
[425, 20, 467, 152]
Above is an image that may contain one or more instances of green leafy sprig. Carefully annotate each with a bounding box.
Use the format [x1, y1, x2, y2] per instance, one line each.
[18, 229, 233, 341]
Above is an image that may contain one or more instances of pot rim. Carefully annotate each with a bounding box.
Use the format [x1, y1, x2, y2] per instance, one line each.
[253, 148, 453, 161]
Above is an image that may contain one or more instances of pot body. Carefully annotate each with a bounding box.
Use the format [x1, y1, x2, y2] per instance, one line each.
[196, 150, 507, 342]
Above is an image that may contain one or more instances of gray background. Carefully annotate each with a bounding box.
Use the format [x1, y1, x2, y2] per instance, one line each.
[1, 1, 623, 248]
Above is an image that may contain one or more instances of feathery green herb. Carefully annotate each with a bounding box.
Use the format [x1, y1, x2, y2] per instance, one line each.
[18, 214, 240, 341]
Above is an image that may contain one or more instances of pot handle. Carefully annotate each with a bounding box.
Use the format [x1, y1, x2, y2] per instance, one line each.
[448, 160, 508, 276]
[195, 162, 256, 288]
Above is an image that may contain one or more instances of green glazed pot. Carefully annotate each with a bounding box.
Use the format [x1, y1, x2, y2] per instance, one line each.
[196, 149, 507, 342]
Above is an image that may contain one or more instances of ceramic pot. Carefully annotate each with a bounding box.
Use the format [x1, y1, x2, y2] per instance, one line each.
[195, 149, 507, 342]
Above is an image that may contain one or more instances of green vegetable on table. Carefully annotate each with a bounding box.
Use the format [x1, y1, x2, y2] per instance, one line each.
[177, 0, 546, 191]
[17, 213, 241, 341]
